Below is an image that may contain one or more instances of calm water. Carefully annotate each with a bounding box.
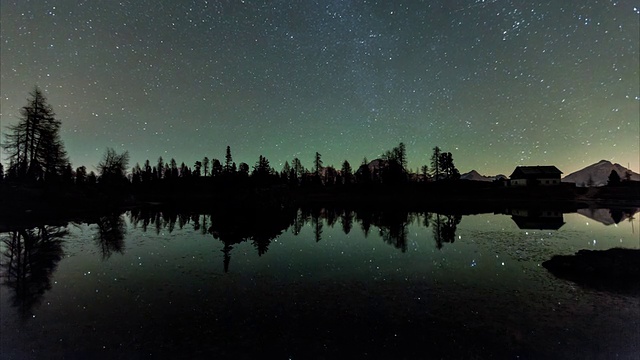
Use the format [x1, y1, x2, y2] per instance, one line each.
[1, 207, 639, 359]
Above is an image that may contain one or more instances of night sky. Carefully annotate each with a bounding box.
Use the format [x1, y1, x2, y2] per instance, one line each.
[1, 0, 638, 176]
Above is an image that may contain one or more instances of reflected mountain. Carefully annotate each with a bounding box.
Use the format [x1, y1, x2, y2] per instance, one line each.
[577, 208, 639, 226]
[543, 248, 640, 295]
[0, 226, 67, 319]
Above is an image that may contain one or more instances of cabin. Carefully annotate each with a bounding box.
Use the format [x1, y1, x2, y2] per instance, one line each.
[509, 166, 562, 187]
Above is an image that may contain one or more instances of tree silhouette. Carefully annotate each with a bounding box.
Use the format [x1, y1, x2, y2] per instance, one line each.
[74, 166, 87, 185]
[607, 170, 621, 186]
[169, 158, 178, 179]
[87, 171, 97, 185]
[281, 161, 291, 182]
[380, 143, 408, 185]
[193, 161, 202, 177]
[2, 86, 69, 181]
[202, 156, 210, 177]
[0, 163, 4, 182]
[157, 157, 164, 180]
[420, 165, 429, 181]
[130, 163, 142, 185]
[142, 160, 152, 183]
[224, 146, 234, 173]
[438, 152, 460, 180]
[211, 158, 222, 177]
[97, 148, 130, 186]
[238, 162, 249, 177]
[430, 146, 441, 181]
[394, 142, 407, 171]
[314, 152, 323, 178]
[292, 157, 304, 181]
[341, 160, 353, 185]
[356, 157, 371, 184]
[252, 155, 272, 183]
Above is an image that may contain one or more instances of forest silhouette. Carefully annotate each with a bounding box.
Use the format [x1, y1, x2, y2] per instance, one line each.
[0, 88, 472, 193]
[1, 87, 638, 217]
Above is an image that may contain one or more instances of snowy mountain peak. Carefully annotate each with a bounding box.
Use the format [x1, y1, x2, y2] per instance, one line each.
[562, 161, 639, 187]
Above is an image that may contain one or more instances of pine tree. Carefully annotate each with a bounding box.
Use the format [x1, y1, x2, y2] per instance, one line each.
[2, 87, 69, 181]
[341, 160, 353, 184]
[292, 157, 304, 180]
[157, 157, 164, 179]
[203, 157, 210, 176]
[314, 152, 323, 177]
[430, 146, 441, 180]
[281, 161, 291, 180]
[224, 146, 233, 173]
[393, 142, 407, 171]
[421, 165, 429, 181]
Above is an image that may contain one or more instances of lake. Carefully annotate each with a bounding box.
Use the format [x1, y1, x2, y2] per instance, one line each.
[1, 206, 639, 359]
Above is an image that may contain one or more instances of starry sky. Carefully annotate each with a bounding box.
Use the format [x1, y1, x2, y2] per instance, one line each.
[1, 0, 638, 176]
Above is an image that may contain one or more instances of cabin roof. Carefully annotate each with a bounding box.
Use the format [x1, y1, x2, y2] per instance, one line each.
[510, 166, 562, 178]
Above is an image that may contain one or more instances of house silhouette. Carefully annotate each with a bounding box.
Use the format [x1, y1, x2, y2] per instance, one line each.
[509, 166, 562, 186]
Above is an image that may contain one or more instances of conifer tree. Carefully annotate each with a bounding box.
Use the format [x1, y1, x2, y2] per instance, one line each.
[224, 146, 233, 173]
[2, 86, 69, 181]
[430, 146, 441, 180]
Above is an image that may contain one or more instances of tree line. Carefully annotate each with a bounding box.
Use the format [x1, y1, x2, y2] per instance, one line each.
[1, 87, 461, 190]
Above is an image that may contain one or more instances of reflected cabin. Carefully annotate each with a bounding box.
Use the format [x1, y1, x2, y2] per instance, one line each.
[509, 166, 562, 186]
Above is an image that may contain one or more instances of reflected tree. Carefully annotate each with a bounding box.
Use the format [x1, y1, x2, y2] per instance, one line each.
[208, 205, 296, 272]
[341, 210, 354, 234]
[609, 209, 624, 224]
[432, 214, 462, 250]
[1, 226, 67, 319]
[358, 210, 373, 237]
[311, 208, 323, 242]
[95, 213, 126, 259]
[376, 211, 410, 252]
[291, 209, 307, 236]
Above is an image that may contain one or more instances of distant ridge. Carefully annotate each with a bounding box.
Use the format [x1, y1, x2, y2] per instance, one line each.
[460, 170, 506, 182]
[562, 160, 640, 187]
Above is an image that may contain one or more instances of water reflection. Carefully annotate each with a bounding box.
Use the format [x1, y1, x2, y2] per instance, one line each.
[1, 206, 638, 358]
[432, 213, 462, 249]
[577, 207, 639, 226]
[0, 226, 67, 319]
[94, 213, 126, 260]
[508, 208, 565, 230]
[124, 206, 472, 271]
